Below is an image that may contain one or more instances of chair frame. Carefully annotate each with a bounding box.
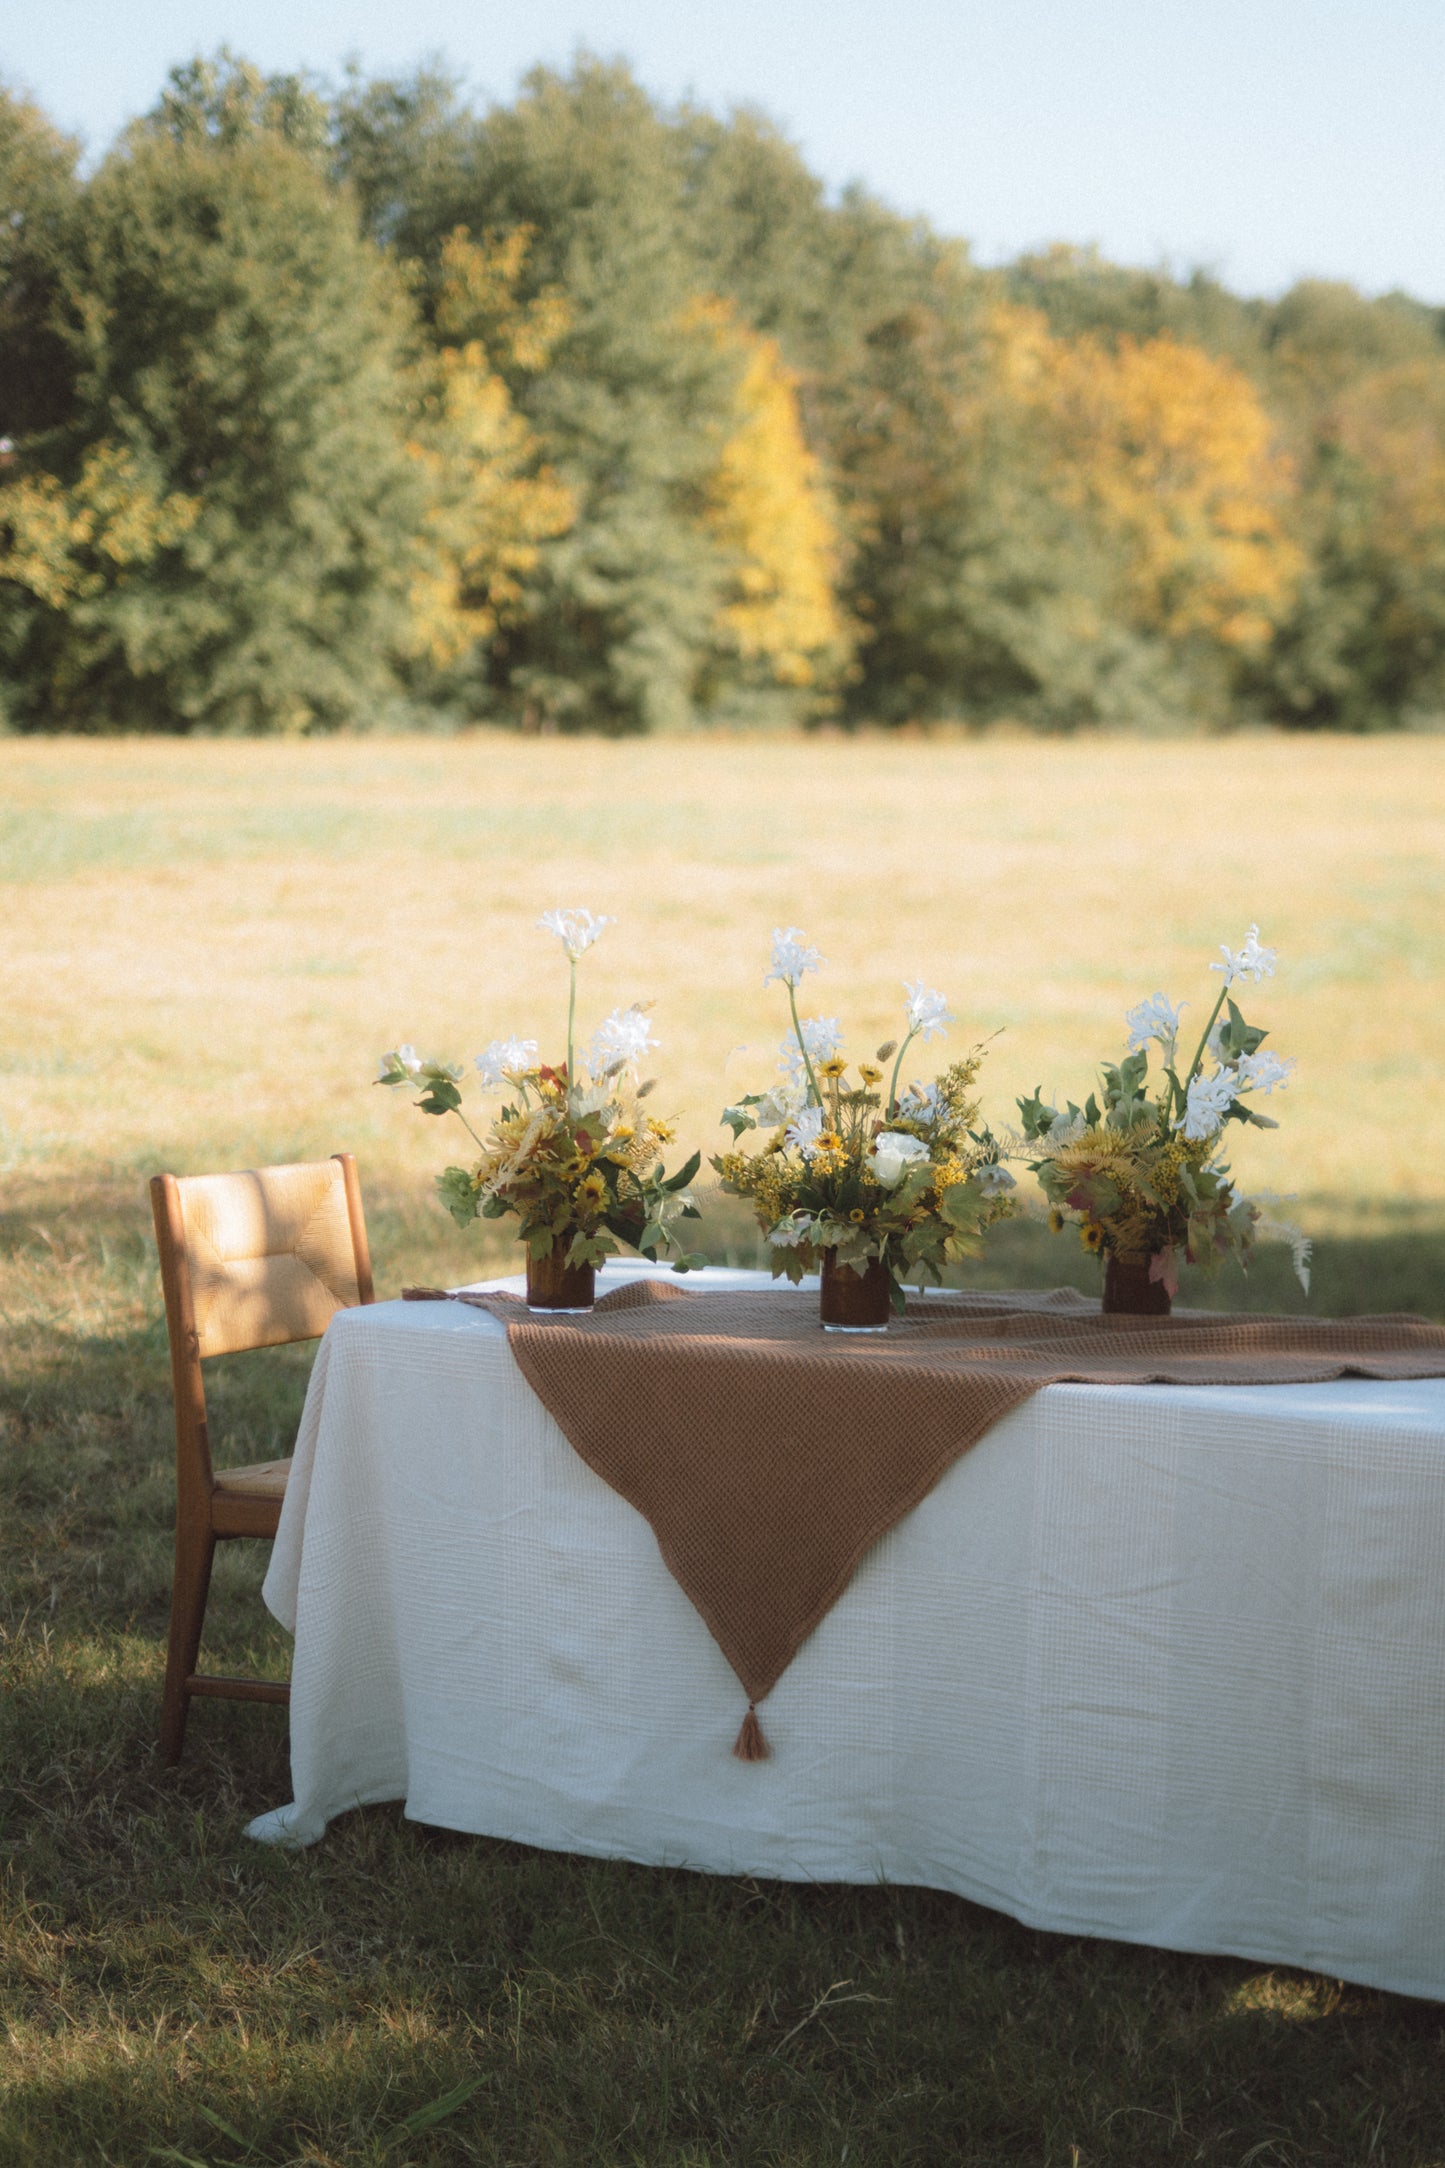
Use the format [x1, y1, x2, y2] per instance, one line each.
[150, 1152, 374, 1763]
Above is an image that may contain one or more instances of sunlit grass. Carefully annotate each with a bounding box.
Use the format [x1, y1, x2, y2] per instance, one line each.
[2, 732, 1444, 2163]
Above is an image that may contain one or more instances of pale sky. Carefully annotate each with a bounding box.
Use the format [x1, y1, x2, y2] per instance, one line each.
[4, 0, 1444, 304]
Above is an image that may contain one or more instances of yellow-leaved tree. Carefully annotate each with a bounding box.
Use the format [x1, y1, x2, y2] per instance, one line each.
[406, 228, 576, 673]
[1022, 315, 1302, 653]
[0, 445, 200, 720]
[0, 445, 198, 614]
[687, 296, 853, 710]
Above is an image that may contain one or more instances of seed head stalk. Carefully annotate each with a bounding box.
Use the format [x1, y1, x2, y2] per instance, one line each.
[886, 1031, 917, 1120]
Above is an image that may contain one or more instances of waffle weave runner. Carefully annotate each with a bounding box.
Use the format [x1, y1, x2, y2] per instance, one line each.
[416, 1278, 1445, 1754]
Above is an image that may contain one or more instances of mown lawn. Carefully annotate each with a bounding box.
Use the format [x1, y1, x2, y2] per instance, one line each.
[2, 732, 1444, 2165]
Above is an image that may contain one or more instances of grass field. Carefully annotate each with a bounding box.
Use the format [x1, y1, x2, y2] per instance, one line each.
[2, 732, 1444, 2165]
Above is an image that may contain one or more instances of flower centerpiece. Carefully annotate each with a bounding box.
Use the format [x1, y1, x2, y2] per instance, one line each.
[377, 909, 704, 1312]
[1016, 924, 1311, 1315]
[714, 928, 1016, 1330]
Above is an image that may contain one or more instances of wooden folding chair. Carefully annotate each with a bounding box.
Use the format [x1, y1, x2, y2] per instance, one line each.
[150, 1154, 374, 1763]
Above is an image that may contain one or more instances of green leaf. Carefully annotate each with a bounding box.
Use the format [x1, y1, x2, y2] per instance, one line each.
[1016, 1088, 1055, 1138]
[195, 2106, 252, 2149]
[392, 2074, 491, 2136]
[418, 1078, 463, 1117]
[528, 1227, 554, 1260]
[939, 1181, 982, 1229]
[663, 1149, 702, 1192]
[436, 1166, 479, 1228]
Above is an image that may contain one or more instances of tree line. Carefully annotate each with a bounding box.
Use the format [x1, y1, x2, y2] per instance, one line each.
[3, 53, 1444, 735]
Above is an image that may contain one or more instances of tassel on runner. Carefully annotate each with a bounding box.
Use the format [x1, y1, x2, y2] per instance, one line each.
[733, 1702, 770, 1761]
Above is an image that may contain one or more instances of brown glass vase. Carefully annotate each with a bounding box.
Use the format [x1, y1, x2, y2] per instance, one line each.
[525, 1248, 596, 1315]
[1102, 1252, 1172, 1318]
[819, 1249, 892, 1333]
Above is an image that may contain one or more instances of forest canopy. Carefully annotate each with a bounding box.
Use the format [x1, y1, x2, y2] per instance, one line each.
[2, 53, 1444, 735]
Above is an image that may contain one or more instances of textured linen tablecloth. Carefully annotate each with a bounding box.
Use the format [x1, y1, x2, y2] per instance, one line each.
[247, 1263, 1445, 2001]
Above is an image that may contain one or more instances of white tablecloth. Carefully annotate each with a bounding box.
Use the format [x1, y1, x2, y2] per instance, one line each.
[247, 1263, 1445, 2001]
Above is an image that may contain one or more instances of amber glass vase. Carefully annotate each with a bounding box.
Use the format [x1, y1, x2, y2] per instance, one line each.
[1102, 1252, 1172, 1317]
[525, 1247, 596, 1315]
[819, 1249, 892, 1333]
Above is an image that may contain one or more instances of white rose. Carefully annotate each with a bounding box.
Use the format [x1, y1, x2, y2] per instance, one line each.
[869, 1131, 929, 1188]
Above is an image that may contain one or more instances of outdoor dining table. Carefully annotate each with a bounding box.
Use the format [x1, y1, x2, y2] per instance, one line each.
[246, 1261, 1445, 2003]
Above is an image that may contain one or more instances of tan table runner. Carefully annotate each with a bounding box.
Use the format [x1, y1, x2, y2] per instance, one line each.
[412, 1280, 1445, 1758]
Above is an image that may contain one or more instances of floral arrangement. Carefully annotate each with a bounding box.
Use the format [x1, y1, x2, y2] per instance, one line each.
[714, 927, 1015, 1309]
[1016, 924, 1310, 1299]
[377, 908, 704, 1273]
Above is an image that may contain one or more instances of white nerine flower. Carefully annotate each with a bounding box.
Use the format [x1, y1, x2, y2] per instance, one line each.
[976, 1164, 1017, 1197]
[1210, 923, 1277, 987]
[474, 1037, 539, 1089]
[869, 1131, 930, 1188]
[785, 1105, 825, 1157]
[1126, 992, 1185, 1056]
[588, 1005, 657, 1075]
[1174, 1068, 1237, 1142]
[903, 980, 954, 1042]
[378, 1043, 423, 1081]
[537, 907, 615, 961]
[764, 926, 824, 989]
[1233, 1048, 1296, 1096]
[780, 1016, 842, 1081]
[897, 1080, 943, 1124]
[755, 1079, 807, 1128]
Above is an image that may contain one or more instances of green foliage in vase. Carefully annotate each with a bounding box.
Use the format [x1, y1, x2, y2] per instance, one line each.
[1018, 926, 1311, 1299]
[714, 928, 1015, 1307]
[376, 908, 705, 1272]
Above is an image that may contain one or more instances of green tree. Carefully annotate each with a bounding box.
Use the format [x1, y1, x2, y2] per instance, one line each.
[1243, 283, 1445, 727]
[9, 112, 425, 731]
[339, 58, 860, 730]
[0, 84, 80, 441]
[440, 61, 751, 730]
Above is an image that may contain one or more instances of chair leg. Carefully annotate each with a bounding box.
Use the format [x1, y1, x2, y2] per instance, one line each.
[160, 1523, 215, 1765]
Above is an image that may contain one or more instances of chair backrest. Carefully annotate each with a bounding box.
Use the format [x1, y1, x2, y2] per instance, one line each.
[155, 1157, 373, 1359]
[151, 1155, 374, 1494]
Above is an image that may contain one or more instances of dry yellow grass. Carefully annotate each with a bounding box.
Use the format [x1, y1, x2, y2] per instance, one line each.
[3, 730, 1443, 1239]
